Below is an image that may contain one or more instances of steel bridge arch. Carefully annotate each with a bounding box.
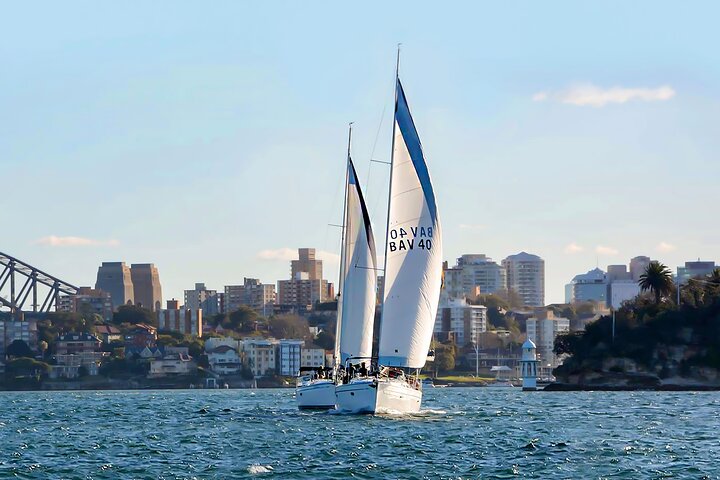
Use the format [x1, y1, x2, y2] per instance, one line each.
[0, 251, 79, 318]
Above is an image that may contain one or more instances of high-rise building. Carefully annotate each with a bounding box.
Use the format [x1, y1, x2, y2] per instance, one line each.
[454, 254, 507, 297]
[629, 256, 651, 281]
[567, 259, 647, 309]
[277, 275, 331, 308]
[184, 283, 221, 316]
[526, 309, 570, 368]
[502, 252, 545, 307]
[224, 278, 276, 316]
[440, 262, 464, 299]
[157, 300, 203, 337]
[291, 248, 323, 280]
[277, 249, 332, 308]
[677, 260, 717, 285]
[606, 265, 632, 282]
[434, 297, 487, 345]
[565, 268, 607, 304]
[95, 262, 134, 310]
[130, 264, 163, 311]
[439, 255, 505, 302]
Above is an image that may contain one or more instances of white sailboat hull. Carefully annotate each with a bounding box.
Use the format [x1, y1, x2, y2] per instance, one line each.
[335, 377, 422, 414]
[296, 380, 336, 410]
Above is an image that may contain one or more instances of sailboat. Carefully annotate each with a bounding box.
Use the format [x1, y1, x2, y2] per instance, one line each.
[336, 56, 442, 414]
[296, 126, 377, 409]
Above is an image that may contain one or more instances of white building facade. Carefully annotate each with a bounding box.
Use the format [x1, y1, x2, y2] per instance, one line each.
[207, 345, 242, 375]
[502, 252, 545, 307]
[526, 310, 570, 369]
[243, 339, 279, 377]
[278, 339, 304, 376]
[609, 281, 641, 309]
[434, 297, 487, 345]
[301, 347, 326, 369]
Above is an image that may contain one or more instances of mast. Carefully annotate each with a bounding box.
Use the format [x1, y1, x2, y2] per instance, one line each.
[334, 123, 353, 367]
[377, 45, 401, 363]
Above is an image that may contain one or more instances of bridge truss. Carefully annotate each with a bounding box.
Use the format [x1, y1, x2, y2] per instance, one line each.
[0, 251, 79, 318]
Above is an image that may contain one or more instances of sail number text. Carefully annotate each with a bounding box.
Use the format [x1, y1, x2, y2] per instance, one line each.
[388, 226, 433, 252]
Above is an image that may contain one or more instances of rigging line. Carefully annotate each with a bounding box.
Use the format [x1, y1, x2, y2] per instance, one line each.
[364, 100, 388, 196]
[353, 265, 385, 272]
[322, 124, 352, 284]
[367, 78, 395, 232]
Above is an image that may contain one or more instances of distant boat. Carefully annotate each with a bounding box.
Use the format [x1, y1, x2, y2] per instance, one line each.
[486, 365, 515, 388]
[484, 380, 515, 388]
[296, 125, 377, 410]
[336, 52, 442, 414]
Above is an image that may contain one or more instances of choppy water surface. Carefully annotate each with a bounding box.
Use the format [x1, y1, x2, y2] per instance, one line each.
[1, 388, 719, 479]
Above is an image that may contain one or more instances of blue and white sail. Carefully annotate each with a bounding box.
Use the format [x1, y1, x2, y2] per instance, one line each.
[378, 78, 443, 369]
[336, 157, 378, 364]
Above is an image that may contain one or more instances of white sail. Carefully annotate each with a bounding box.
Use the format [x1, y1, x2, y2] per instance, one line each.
[338, 158, 377, 363]
[377, 79, 442, 369]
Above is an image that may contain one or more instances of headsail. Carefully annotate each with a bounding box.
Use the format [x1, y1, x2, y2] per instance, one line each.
[336, 156, 378, 364]
[378, 78, 443, 369]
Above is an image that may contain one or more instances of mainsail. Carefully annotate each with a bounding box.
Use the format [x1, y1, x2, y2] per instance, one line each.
[336, 154, 378, 364]
[377, 78, 443, 369]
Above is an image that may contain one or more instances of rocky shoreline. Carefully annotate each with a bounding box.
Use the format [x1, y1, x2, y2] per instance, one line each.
[544, 383, 720, 392]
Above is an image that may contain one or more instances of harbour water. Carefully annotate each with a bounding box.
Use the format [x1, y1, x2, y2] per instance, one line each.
[1, 388, 718, 479]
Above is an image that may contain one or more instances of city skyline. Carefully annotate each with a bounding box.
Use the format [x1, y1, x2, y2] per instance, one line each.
[3, 2, 719, 305]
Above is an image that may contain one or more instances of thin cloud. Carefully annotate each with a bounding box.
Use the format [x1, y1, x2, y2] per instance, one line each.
[656, 241, 677, 253]
[316, 250, 340, 264]
[595, 245, 619, 256]
[533, 84, 675, 107]
[459, 224, 486, 230]
[256, 248, 297, 261]
[564, 242, 584, 254]
[35, 236, 119, 247]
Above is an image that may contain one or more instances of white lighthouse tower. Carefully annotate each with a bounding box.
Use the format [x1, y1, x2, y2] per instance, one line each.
[520, 339, 539, 391]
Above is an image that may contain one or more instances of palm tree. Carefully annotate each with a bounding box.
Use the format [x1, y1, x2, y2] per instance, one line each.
[709, 268, 720, 285]
[639, 261, 674, 304]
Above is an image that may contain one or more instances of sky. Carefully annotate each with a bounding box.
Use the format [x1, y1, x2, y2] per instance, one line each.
[2, 1, 719, 305]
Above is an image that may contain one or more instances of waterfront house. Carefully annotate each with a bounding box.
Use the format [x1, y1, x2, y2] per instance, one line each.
[49, 364, 81, 379]
[94, 324, 122, 344]
[54, 332, 104, 376]
[138, 346, 163, 359]
[148, 353, 197, 377]
[207, 345, 242, 375]
[56, 332, 101, 355]
[124, 324, 157, 348]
